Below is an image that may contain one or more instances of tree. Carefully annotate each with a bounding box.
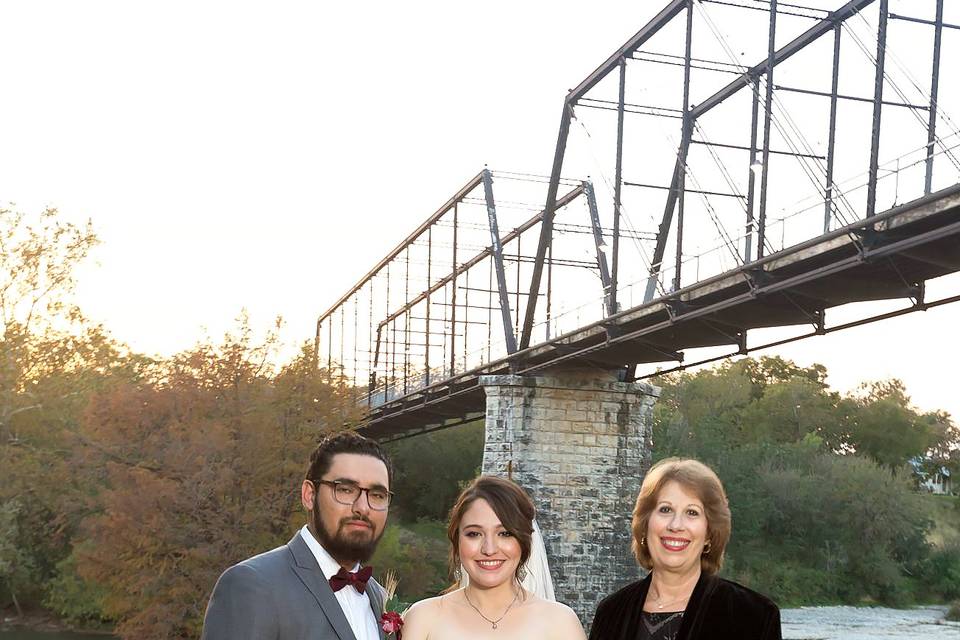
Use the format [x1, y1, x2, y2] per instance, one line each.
[651, 358, 950, 606]
[0, 206, 139, 618]
[920, 410, 960, 477]
[848, 380, 935, 471]
[0, 499, 39, 617]
[0, 205, 99, 442]
[74, 322, 361, 639]
[652, 361, 753, 457]
[738, 377, 849, 446]
[736, 356, 828, 398]
[386, 420, 484, 521]
[724, 448, 932, 605]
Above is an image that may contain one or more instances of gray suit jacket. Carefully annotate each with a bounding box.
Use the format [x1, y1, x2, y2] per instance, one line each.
[201, 534, 387, 640]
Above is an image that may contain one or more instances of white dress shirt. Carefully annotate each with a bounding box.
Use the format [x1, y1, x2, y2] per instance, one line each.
[299, 525, 381, 640]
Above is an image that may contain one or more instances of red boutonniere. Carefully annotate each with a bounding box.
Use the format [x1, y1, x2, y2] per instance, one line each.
[380, 570, 405, 639]
[380, 611, 403, 639]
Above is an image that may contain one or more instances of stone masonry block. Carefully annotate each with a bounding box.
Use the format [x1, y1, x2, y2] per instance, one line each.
[480, 369, 660, 627]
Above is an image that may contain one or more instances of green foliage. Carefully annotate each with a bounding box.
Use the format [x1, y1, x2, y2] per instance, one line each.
[738, 356, 829, 394]
[370, 521, 449, 602]
[739, 378, 849, 446]
[917, 545, 960, 601]
[726, 555, 853, 604]
[386, 421, 483, 521]
[71, 326, 360, 640]
[43, 551, 108, 623]
[2, 200, 958, 633]
[0, 499, 41, 612]
[848, 383, 932, 470]
[705, 445, 931, 605]
[654, 357, 956, 607]
[923, 494, 960, 548]
[947, 601, 960, 621]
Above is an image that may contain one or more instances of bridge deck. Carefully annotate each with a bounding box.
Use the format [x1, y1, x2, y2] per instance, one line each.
[362, 184, 960, 441]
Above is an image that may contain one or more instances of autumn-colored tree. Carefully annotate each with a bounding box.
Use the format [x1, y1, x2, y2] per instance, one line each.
[75, 321, 362, 639]
[0, 205, 99, 439]
[0, 205, 133, 616]
[0, 204, 371, 634]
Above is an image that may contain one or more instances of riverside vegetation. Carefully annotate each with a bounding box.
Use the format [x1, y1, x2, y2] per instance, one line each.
[1, 206, 958, 638]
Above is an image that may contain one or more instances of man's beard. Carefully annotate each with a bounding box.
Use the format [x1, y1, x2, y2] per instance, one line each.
[311, 494, 383, 566]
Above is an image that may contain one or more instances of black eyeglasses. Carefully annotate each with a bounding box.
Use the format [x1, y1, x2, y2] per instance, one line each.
[311, 479, 393, 511]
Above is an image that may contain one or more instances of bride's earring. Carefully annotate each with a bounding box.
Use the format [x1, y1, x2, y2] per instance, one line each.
[454, 566, 462, 582]
[517, 565, 527, 582]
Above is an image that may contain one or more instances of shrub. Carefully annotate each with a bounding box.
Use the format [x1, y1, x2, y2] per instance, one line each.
[43, 552, 109, 624]
[708, 447, 932, 607]
[918, 544, 960, 601]
[946, 601, 960, 621]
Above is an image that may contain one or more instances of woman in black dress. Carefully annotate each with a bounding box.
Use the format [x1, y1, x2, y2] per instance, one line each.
[589, 458, 780, 640]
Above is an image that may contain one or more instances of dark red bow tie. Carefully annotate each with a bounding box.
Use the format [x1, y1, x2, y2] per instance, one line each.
[329, 566, 373, 594]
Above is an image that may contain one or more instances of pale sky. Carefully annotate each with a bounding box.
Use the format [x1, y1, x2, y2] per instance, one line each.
[1, 1, 957, 419]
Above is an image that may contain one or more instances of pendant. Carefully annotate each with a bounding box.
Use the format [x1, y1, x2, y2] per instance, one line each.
[492, 623, 498, 629]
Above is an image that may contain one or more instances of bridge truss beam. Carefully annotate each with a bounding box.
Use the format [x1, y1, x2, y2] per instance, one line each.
[315, 0, 960, 441]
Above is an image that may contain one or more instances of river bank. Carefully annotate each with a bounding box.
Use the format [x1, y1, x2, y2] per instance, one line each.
[0, 608, 112, 638]
[3, 604, 959, 639]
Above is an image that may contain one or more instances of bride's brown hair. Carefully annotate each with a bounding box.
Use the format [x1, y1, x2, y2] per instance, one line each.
[445, 476, 535, 590]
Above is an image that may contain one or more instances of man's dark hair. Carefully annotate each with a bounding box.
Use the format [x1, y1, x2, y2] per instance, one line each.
[305, 431, 392, 485]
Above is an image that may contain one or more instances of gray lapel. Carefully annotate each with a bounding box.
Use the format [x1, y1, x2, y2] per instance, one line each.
[287, 534, 358, 640]
[365, 578, 386, 640]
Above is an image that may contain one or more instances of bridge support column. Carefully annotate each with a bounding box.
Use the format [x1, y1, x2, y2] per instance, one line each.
[478, 368, 660, 624]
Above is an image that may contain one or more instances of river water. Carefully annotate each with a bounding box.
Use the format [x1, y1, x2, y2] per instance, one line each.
[782, 605, 959, 639]
[2, 606, 958, 639]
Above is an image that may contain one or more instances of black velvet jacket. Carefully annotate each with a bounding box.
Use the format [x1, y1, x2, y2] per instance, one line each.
[589, 572, 781, 640]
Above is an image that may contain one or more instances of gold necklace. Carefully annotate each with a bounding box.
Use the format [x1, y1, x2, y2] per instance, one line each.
[649, 588, 690, 611]
[463, 587, 521, 630]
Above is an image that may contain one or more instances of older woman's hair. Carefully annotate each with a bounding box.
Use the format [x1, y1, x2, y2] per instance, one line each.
[446, 476, 535, 585]
[631, 457, 731, 574]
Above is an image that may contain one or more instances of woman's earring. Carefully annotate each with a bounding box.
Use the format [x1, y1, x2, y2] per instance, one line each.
[454, 566, 462, 582]
[517, 565, 527, 582]
[703, 540, 712, 555]
[641, 536, 647, 548]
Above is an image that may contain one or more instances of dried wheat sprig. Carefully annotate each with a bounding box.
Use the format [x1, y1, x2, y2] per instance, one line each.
[383, 569, 400, 603]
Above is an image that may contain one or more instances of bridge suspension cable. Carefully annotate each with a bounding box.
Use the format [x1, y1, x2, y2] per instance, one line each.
[844, 14, 960, 173]
[316, 0, 960, 441]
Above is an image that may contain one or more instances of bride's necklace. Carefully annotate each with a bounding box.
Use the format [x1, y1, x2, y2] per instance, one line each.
[463, 587, 521, 630]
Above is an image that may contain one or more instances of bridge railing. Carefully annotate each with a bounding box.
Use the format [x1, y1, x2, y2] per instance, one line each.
[317, 0, 960, 412]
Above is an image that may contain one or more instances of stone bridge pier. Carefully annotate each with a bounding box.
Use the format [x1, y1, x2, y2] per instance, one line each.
[478, 368, 660, 623]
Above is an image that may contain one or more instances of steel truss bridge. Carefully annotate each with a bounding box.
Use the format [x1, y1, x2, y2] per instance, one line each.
[316, 0, 960, 441]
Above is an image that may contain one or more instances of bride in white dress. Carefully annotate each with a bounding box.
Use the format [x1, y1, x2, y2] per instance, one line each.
[402, 476, 585, 640]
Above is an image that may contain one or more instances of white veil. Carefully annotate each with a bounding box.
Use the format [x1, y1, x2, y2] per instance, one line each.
[459, 518, 555, 601]
[521, 519, 555, 600]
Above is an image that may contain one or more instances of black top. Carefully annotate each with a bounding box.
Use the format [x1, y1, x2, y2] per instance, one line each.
[589, 572, 781, 640]
[640, 611, 684, 640]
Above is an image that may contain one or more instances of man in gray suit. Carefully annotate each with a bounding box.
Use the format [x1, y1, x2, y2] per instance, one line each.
[202, 432, 393, 640]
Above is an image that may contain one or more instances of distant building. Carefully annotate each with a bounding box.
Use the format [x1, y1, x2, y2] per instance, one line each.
[923, 467, 953, 495]
[910, 457, 954, 495]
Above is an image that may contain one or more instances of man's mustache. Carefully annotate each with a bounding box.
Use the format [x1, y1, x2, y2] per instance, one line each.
[338, 516, 374, 530]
